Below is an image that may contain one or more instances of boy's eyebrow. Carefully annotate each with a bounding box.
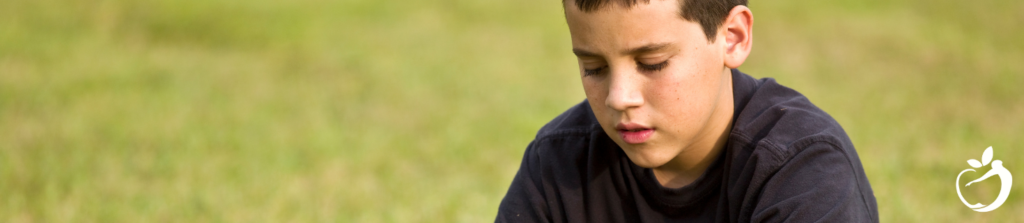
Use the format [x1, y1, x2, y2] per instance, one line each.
[572, 48, 601, 58]
[623, 43, 672, 55]
[571, 43, 673, 58]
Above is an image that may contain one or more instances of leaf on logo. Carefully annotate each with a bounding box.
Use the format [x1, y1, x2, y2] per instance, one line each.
[968, 159, 982, 168]
[982, 146, 993, 166]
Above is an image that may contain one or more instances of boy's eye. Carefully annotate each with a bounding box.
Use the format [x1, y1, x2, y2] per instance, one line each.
[584, 66, 607, 76]
[637, 61, 668, 72]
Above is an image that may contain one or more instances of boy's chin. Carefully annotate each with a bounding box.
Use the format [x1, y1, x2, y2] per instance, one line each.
[621, 147, 674, 169]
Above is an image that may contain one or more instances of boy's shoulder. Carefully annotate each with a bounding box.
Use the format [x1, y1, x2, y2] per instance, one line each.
[728, 70, 855, 165]
[499, 70, 878, 222]
[533, 99, 602, 141]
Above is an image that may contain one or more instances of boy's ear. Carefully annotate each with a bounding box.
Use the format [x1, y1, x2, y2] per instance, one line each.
[721, 6, 753, 69]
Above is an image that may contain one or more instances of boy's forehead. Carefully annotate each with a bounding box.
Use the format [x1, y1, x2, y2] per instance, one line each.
[564, 0, 701, 54]
[563, 0, 681, 20]
[562, 0, 678, 13]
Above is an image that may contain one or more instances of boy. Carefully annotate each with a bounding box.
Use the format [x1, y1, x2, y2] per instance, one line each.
[496, 0, 879, 222]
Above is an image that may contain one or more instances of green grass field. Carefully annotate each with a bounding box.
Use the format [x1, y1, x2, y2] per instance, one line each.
[1, 0, 1023, 222]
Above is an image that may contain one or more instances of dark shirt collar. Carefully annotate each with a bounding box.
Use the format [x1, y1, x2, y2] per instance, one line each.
[731, 68, 762, 122]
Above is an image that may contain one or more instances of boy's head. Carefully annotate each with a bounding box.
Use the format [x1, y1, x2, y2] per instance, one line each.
[564, 0, 753, 171]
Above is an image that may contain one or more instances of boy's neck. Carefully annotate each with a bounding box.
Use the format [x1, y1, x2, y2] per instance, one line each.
[652, 68, 735, 188]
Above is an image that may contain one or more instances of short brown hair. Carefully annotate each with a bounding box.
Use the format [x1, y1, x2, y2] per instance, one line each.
[570, 0, 748, 41]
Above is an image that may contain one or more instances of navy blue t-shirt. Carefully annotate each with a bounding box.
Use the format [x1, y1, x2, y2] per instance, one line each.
[496, 69, 879, 222]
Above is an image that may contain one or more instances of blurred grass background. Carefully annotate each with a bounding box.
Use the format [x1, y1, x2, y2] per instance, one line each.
[1, 0, 1022, 222]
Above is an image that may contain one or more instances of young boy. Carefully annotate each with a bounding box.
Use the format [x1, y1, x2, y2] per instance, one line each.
[496, 0, 879, 222]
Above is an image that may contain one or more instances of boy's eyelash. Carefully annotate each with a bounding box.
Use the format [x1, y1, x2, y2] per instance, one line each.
[637, 61, 668, 72]
[583, 60, 667, 76]
[584, 66, 606, 76]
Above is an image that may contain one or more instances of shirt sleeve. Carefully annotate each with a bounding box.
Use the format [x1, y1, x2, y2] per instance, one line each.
[750, 142, 879, 223]
[495, 140, 551, 223]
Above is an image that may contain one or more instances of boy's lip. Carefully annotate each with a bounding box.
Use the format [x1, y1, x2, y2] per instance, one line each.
[615, 123, 654, 144]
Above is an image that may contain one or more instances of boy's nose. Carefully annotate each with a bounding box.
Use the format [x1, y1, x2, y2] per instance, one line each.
[605, 69, 644, 111]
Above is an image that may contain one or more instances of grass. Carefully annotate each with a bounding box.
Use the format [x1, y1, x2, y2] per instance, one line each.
[0, 0, 1022, 222]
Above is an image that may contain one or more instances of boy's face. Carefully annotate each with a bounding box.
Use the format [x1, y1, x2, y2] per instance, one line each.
[565, 0, 735, 168]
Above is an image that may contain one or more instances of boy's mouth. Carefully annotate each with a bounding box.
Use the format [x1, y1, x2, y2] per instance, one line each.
[616, 123, 654, 144]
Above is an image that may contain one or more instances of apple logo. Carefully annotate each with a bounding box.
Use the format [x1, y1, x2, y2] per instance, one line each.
[956, 146, 1013, 212]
